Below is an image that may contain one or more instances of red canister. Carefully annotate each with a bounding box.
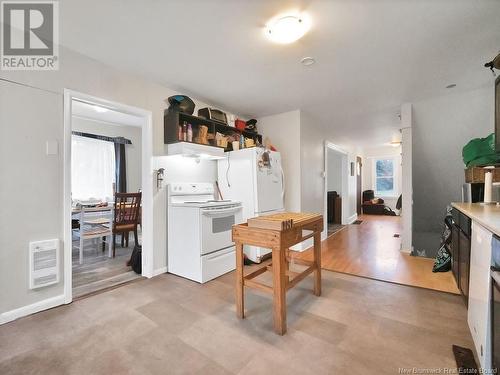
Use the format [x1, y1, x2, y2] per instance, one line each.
[235, 119, 246, 131]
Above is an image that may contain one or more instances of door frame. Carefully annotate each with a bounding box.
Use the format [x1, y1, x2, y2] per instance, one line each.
[63, 89, 154, 304]
[401, 127, 412, 253]
[400, 103, 413, 253]
[323, 141, 349, 239]
[356, 156, 362, 215]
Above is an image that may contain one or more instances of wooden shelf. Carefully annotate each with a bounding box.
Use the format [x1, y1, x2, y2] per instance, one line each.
[168, 140, 225, 149]
[164, 109, 262, 152]
[465, 165, 500, 183]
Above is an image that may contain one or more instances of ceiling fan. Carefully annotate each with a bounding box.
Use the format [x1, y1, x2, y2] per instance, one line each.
[485, 52, 500, 76]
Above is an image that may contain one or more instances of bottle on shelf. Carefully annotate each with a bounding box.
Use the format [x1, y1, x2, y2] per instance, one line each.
[182, 122, 187, 142]
[178, 125, 183, 141]
[187, 124, 193, 142]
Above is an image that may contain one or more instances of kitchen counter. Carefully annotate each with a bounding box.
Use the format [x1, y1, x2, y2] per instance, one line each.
[451, 202, 498, 369]
[452, 202, 500, 238]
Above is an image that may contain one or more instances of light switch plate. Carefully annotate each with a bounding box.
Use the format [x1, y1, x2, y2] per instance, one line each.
[46, 140, 58, 155]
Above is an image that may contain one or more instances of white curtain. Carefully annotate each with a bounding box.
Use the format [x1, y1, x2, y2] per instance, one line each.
[71, 135, 115, 201]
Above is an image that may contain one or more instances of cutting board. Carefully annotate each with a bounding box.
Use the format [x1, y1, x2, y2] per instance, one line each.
[247, 212, 320, 231]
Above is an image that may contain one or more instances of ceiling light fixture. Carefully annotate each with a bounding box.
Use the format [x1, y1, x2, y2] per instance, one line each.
[446, 84, 457, 89]
[301, 57, 315, 66]
[266, 13, 310, 44]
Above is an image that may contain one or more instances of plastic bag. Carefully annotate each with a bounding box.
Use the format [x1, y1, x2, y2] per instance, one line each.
[462, 133, 500, 167]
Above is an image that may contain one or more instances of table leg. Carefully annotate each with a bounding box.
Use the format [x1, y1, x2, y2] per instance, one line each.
[79, 211, 84, 265]
[235, 242, 244, 319]
[313, 231, 322, 296]
[272, 245, 287, 335]
[284, 248, 290, 288]
[108, 235, 112, 258]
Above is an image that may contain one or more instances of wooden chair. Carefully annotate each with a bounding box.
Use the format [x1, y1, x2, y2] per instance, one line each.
[77, 207, 113, 264]
[112, 192, 142, 257]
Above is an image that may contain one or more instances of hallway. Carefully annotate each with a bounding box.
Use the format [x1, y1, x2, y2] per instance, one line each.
[295, 215, 459, 294]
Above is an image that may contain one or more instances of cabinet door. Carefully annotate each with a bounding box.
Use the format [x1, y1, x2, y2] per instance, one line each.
[451, 224, 460, 284]
[459, 230, 471, 307]
[468, 221, 493, 369]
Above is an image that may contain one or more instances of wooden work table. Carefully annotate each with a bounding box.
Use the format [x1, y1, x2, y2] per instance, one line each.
[232, 212, 323, 335]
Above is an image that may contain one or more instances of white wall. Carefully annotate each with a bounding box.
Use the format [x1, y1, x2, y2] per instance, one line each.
[299, 112, 358, 247]
[258, 110, 359, 239]
[327, 149, 343, 194]
[0, 46, 240, 318]
[361, 145, 402, 211]
[300, 111, 328, 216]
[72, 117, 142, 192]
[256, 110, 358, 249]
[412, 85, 494, 257]
[0, 81, 63, 315]
[152, 156, 217, 270]
[257, 110, 301, 211]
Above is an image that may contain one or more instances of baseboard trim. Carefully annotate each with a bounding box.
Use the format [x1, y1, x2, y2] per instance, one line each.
[0, 294, 66, 325]
[151, 267, 167, 277]
[400, 246, 413, 254]
[290, 238, 313, 252]
[347, 213, 358, 224]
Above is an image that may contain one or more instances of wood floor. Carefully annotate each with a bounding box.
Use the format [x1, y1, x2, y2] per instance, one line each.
[293, 215, 460, 294]
[0, 269, 472, 374]
[327, 223, 345, 236]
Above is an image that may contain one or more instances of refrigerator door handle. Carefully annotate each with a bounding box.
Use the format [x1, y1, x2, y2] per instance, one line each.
[280, 166, 285, 203]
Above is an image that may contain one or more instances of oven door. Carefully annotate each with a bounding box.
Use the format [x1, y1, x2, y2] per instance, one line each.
[200, 206, 242, 255]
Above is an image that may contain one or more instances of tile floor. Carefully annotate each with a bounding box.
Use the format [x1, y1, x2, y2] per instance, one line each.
[0, 267, 473, 374]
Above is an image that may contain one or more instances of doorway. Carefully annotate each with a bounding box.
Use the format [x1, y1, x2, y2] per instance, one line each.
[63, 90, 153, 301]
[356, 156, 362, 215]
[301, 139, 458, 293]
[323, 142, 349, 239]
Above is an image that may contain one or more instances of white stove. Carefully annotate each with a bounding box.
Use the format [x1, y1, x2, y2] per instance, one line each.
[170, 200, 238, 208]
[167, 183, 242, 283]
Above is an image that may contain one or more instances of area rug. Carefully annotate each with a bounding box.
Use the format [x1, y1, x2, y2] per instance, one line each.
[452, 345, 478, 373]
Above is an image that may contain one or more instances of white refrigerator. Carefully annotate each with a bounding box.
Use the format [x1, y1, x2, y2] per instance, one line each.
[217, 147, 285, 263]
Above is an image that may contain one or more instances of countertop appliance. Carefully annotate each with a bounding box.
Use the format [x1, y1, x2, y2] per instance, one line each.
[462, 183, 500, 203]
[217, 147, 284, 263]
[167, 183, 242, 283]
[198, 107, 227, 124]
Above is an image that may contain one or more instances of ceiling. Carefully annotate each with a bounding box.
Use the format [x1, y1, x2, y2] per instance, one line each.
[72, 100, 143, 127]
[60, 0, 500, 146]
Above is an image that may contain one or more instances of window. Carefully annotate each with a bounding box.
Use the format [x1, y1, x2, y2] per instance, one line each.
[374, 158, 395, 196]
[71, 136, 115, 201]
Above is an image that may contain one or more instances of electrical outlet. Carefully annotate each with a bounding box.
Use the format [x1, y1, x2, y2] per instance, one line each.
[46, 140, 58, 155]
